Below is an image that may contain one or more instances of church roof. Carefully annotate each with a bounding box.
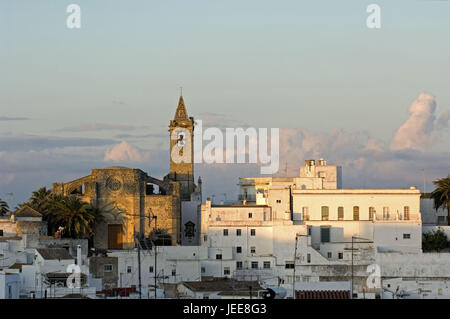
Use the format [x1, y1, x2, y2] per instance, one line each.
[14, 205, 42, 218]
[174, 94, 189, 121]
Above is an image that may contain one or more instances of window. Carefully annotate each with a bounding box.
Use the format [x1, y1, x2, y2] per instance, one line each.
[338, 252, 343, 259]
[307, 226, 312, 236]
[127, 266, 132, 273]
[307, 254, 311, 263]
[224, 267, 230, 275]
[0, 229, 3, 236]
[276, 200, 282, 204]
[403, 234, 411, 239]
[236, 246, 242, 253]
[223, 229, 228, 236]
[302, 207, 309, 220]
[201, 267, 205, 273]
[369, 207, 375, 221]
[203, 295, 209, 299]
[248, 213, 253, 219]
[263, 261, 271, 269]
[216, 254, 222, 260]
[327, 252, 332, 259]
[236, 229, 242, 236]
[285, 261, 294, 269]
[404, 206, 410, 220]
[353, 206, 359, 221]
[149, 266, 154, 273]
[251, 261, 258, 269]
[204, 235, 208, 242]
[172, 269, 176, 276]
[383, 207, 390, 220]
[320, 227, 330, 243]
[104, 264, 113, 272]
[321, 206, 329, 221]
[250, 246, 256, 254]
[338, 207, 344, 220]
[250, 229, 256, 236]
[236, 261, 243, 269]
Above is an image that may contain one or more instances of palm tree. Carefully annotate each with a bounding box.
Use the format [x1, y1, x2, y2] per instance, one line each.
[431, 175, 450, 225]
[48, 195, 102, 238]
[0, 198, 9, 216]
[30, 187, 52, 212]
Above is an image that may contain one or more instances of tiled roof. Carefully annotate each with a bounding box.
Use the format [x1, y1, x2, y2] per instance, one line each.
[14, 205, 42, 218]
[295, 290, 350, 299]
[36, 248, 73, 260]
[182, 279, 262, 293]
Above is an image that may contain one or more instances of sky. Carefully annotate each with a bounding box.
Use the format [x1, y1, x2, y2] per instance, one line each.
[0, 0, 449, 207]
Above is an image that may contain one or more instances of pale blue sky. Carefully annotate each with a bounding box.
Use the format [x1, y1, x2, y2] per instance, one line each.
[0, 0, 449, 205]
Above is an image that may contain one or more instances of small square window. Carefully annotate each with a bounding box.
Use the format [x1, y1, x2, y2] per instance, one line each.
[223, 229, 228, 236]
[327, 252, 332, 259]
[149, 266, 154, 273]
[236, 229, 241, 236]
[104, 264, 113, 272]
[248, 213, 253, 219]
[251, 262, 258, 269]
[250, 229, 256, 236]
[236, 246, 242, 253]
[285, 261, 294, 269]
[127, 266, 132, 273]
[276, 200, 281, 204]
[172, 269, 176, 276]
[201, 267, 206, 273]
[236, 261, 243, 269]
[263, 261, 271, 269]
[403, 234, 411, 239]
[250, 246, 256, 254]
[216, 254, 222, 260]
[224, 267, 230, 275]
[338, 252, 343, 259]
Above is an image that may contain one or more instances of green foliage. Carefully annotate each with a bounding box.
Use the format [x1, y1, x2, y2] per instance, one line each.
[431, 175, 450, 225]
[23, 187, 104, 239]
[422, 228, 449, 252]
[0, 198, 9, 216]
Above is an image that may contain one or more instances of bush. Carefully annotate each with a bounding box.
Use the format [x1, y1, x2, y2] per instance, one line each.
[422, 228, 449, 252]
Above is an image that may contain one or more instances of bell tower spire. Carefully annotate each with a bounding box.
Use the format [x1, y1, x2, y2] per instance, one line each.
[169, 92, 195, 201]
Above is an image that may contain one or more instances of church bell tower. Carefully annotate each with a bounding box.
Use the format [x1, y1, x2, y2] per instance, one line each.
[169, 93, 195, 201]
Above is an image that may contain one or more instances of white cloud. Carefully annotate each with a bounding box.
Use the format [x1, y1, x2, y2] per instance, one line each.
[390, 93, 437, 151]
[104, 141, 149, 163]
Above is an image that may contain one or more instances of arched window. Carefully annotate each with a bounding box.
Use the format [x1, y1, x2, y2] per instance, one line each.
[321, 206, 329, 221]
[369, 207, 375, 221]
[353, 206, 359, 221]
[338, 207, 344, 221]
[404, 206, 410, 220]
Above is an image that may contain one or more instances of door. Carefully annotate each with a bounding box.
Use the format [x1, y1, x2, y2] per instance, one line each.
[108, 224, 123, 249]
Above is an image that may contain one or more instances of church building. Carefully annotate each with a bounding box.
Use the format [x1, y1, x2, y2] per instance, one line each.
[52, 94, 202, 249]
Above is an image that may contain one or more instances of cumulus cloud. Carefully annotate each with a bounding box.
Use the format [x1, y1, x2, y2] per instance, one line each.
[437, 110, 450, 130]
[104, 141, 150, 163]
[390, 93, 437, 151]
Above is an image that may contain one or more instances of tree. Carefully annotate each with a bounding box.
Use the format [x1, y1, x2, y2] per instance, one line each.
[0, 198, 9, 216]
[46, 195, 103, 239]
[30, 187, 52, 212]
[431, 175, 450, 225]
[422, 228, 449, 252]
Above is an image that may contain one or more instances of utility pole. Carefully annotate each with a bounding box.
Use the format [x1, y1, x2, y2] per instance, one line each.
[137, 233, 142, 299]
[293, 234, 299, 299]
[153, 215, 158, 299]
